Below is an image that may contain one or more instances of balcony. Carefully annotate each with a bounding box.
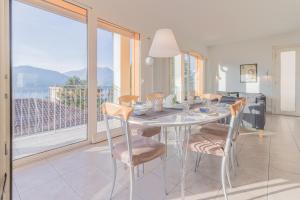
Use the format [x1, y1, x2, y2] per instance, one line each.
[13, 85, 120, 159]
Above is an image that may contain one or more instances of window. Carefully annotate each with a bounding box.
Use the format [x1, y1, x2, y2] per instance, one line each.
[170, 52, 204, 102]
[96, 20, 140, 133]
[184, 54, 197, 98]
[170, 55, 183, 101]
[11, 0, 88, 159]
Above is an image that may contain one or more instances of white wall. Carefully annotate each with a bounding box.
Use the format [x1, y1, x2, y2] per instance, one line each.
[153, 58, 170, 95]
[206, 31, 300, 112]
[140, 38, 154, 100]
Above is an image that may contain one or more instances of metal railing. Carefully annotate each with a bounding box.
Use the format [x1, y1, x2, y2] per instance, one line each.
[13, 85, 119, 138]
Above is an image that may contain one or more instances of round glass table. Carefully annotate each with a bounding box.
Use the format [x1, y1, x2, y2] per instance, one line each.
[129, 105, 231, 199]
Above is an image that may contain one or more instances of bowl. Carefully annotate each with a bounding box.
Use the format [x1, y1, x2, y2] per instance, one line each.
[199, 107, 210, 113]
[133, 108, 149, 116]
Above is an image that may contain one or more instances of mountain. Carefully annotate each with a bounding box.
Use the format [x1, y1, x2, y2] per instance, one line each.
[64, 67, 113, 87]
[13, 66, 69, 98]
[12, 65, 114, 98]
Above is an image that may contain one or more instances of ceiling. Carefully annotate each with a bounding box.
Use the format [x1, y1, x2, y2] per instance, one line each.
[86, 0, 300, 51]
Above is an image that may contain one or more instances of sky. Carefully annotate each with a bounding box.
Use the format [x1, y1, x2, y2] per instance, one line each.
[12, 0, 113, 73]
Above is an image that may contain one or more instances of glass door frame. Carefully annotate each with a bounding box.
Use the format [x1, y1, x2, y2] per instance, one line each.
[170, 51, 204, 102]
[9, 0, 98, 165]
[9, 0, 141, 164]
[1, 0, 11, 199]
[93, 19, 141, 142]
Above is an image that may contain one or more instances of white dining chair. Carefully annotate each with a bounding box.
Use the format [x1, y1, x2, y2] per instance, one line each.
[119, 95, 161, 138]
[183, 101, 243, 200]
[102, 102, 167, 200]
[198, 98, 246, 172]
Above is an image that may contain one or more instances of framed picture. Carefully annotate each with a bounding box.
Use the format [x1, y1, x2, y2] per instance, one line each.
[240, 64, 257, 83]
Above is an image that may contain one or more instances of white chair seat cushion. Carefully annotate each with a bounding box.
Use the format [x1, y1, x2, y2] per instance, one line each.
[113, 135, 165, 166]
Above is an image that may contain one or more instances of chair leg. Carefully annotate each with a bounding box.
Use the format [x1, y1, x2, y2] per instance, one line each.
[194, 153, 199, 172]
[181, 129, 190, 199]
[226, 156, 232, 189]
[181, 155, 187, 199]
[233, 143, 239, 167]
[158, 133, 161, 142]
[129, 166, 135, 200]
[137, 165, 140, 177]
[221, 157, 229, 200]
[110, 158, 117, 200]
[194, 153, 202, 172]
[161, 154, 168, 196]
[230, 143, 235, 173]
[175, 127, 180, 156]
[142, 164, 145, 174]
[163, 127, 168, 157]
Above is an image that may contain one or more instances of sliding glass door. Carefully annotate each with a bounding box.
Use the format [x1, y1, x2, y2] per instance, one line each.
[170, 55, 183, 102]
[96, 21, 140, 133]
[11, 0, 88, 159]
[184, 54, 197, 98]
[170, 53, 203, 102]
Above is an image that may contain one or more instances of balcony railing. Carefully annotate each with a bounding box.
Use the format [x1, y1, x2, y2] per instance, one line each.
[13, 85, 119, 138]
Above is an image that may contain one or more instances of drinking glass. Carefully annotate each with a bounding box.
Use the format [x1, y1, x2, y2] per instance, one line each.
[183, 102, 190, 113]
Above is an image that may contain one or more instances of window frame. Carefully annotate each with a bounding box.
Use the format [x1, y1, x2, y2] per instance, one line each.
[94, 19, 140, 141]
[170, 51, 204, 101]
[10, 0, 141, 158]
[10, 0, 92, 164]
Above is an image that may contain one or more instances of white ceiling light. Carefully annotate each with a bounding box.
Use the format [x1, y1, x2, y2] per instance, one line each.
[149, 29, 180, 58]
[145, 56, 154, 65]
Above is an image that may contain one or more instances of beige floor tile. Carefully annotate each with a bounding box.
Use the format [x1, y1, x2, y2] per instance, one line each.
[19, 177, 81, 200]
[14, 159, 60, 194]
[135, 173, 168, 200]
[184, 173, 220, 199]
[215, 180, 268, 200]
[166, 183, 219, 200]
[47, 146, 112, 175]
[71, 173, 111, 200]
[12, 114, 300, 200]
[268, 168, 300, 200]
[195, 159, 222, 182]
[112, 187, 144, 200]
[269, 159, 300, 176]
[12, 182, 21, 200]
[231, 166, 268, 188]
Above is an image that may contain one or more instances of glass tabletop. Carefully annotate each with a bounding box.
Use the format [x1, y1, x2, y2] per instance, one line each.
[129, 105, 230, 127]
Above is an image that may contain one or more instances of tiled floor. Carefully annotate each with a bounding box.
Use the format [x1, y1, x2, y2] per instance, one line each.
[13, 114, 300, 200]
[13, 119, 120, 159]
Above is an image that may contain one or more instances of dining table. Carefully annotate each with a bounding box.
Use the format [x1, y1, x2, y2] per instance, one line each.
[129, 103, 231, 199]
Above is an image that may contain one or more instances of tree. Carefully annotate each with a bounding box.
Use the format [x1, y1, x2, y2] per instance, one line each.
[57, 76, 87, 109]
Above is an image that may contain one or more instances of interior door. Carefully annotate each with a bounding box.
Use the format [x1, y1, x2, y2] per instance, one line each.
[273, 46, 300, 116]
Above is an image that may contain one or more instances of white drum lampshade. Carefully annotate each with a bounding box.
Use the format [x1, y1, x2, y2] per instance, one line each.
[149, 29, 180, 58]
